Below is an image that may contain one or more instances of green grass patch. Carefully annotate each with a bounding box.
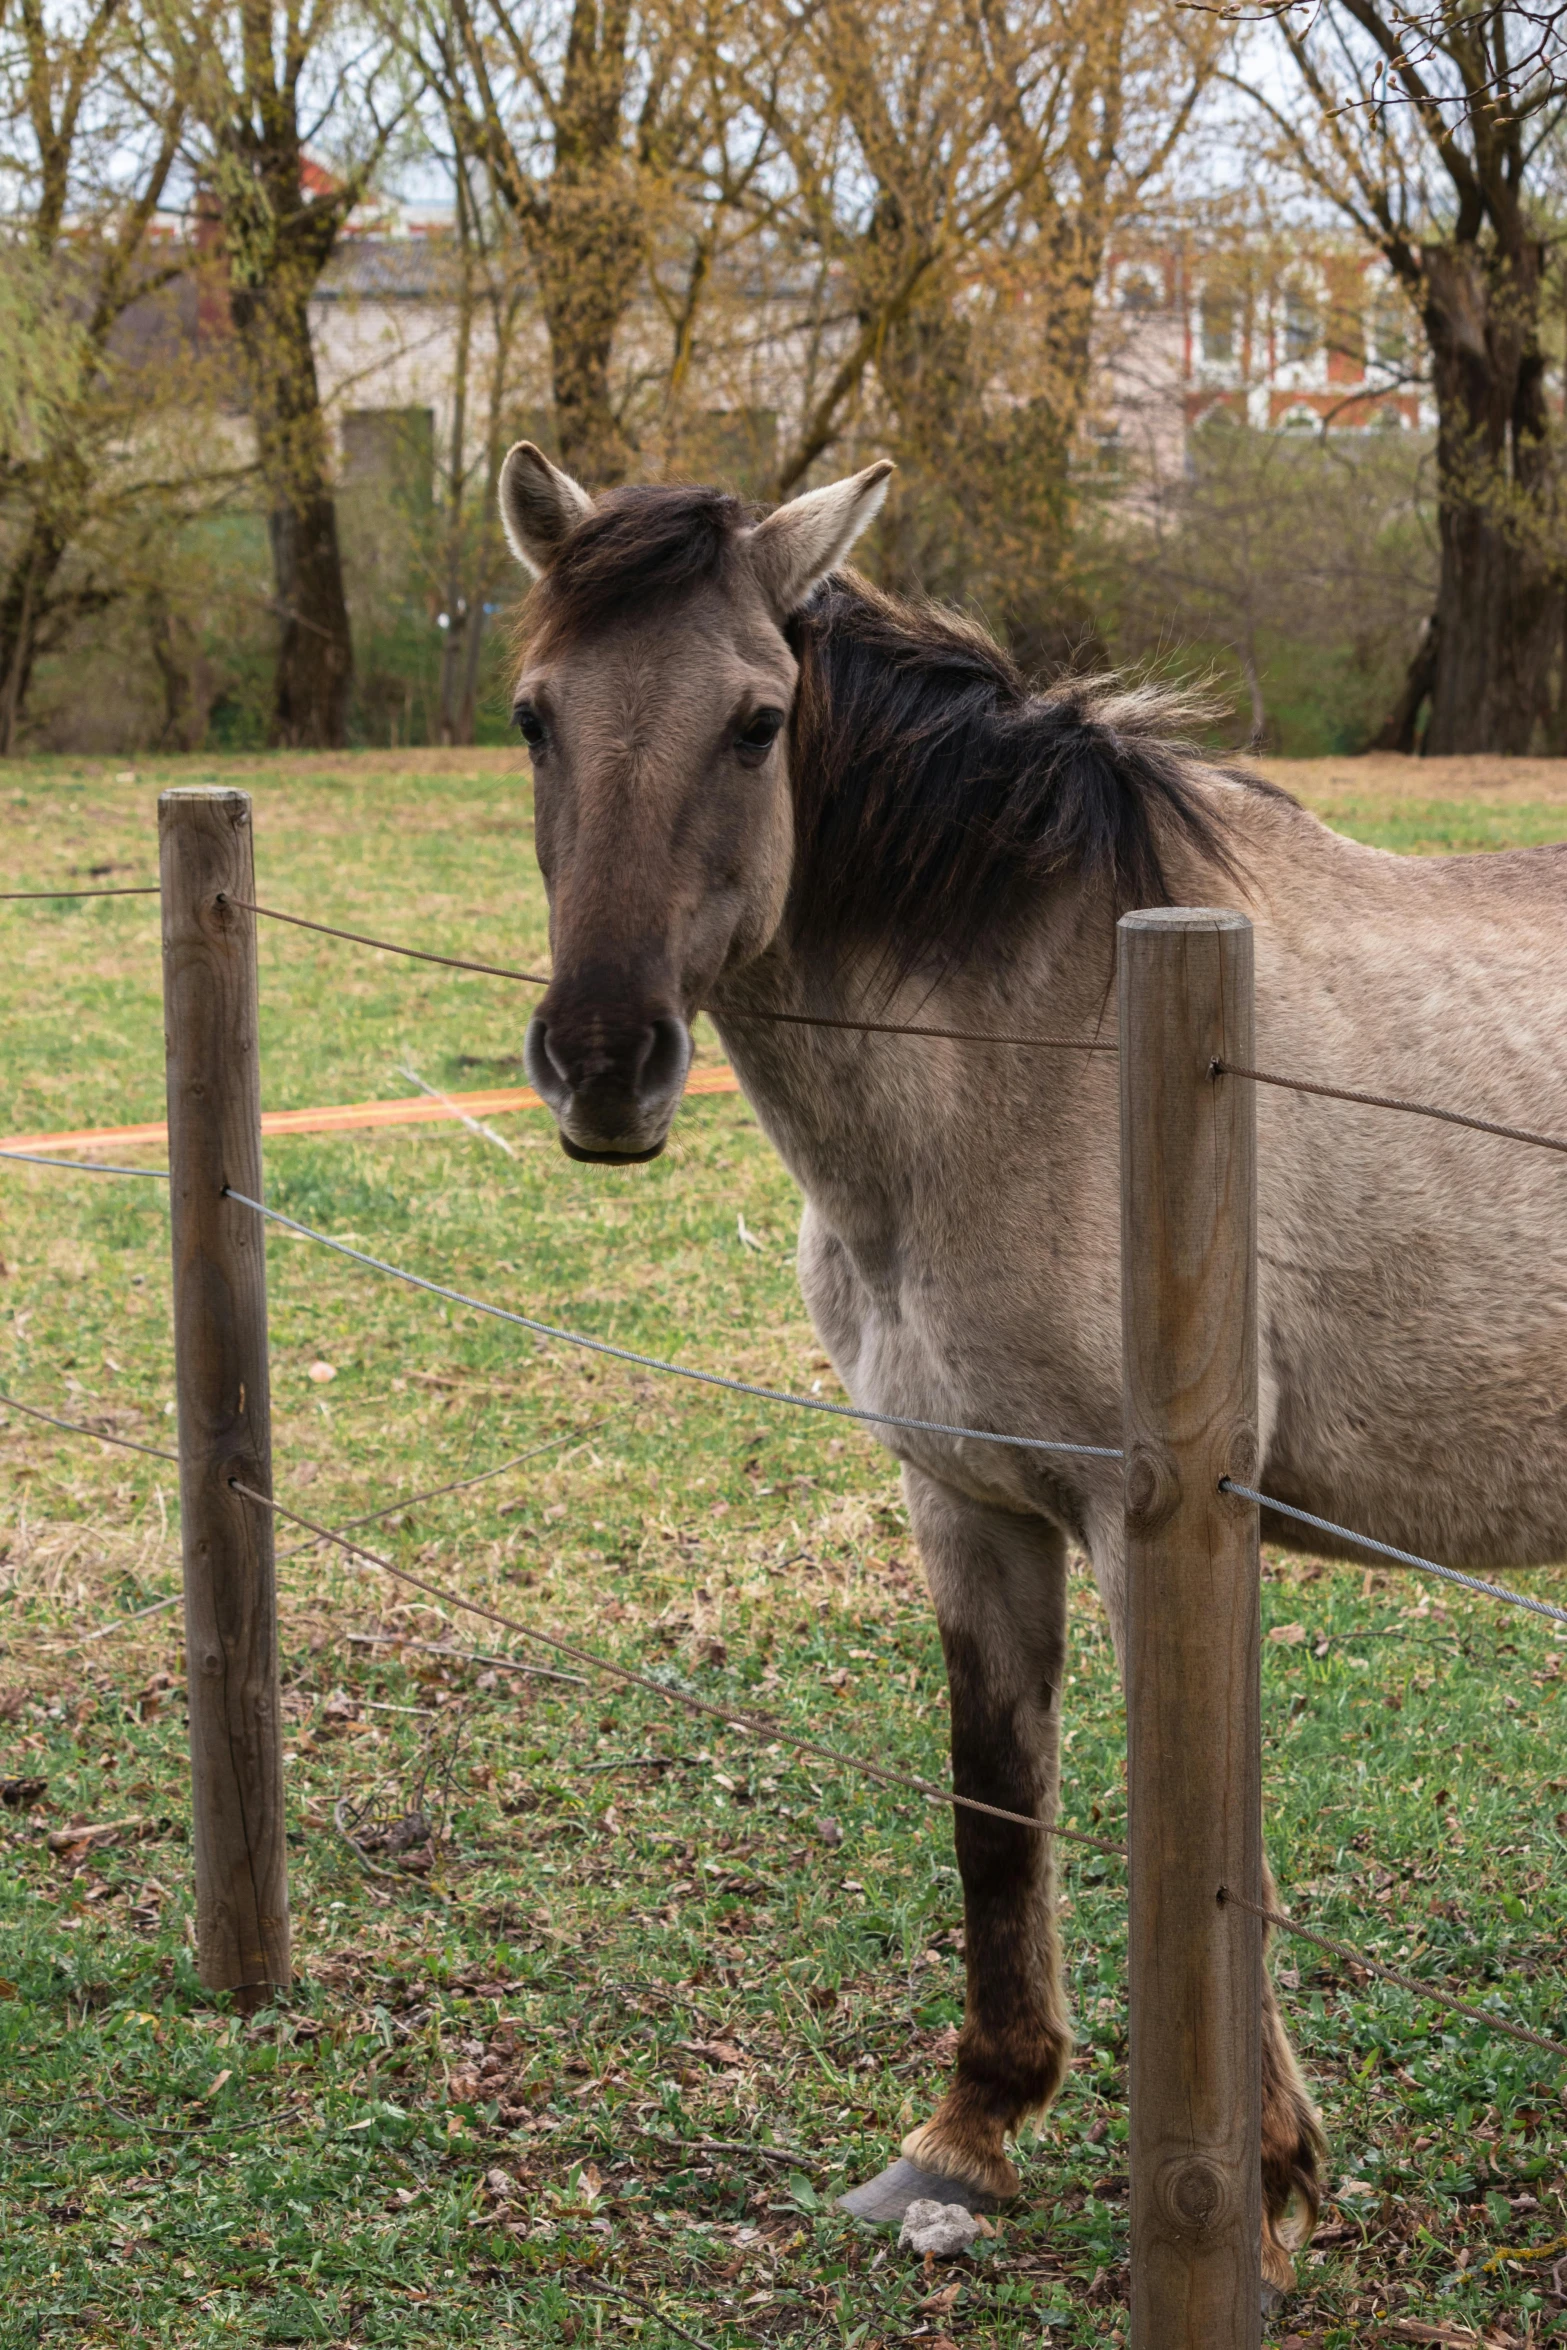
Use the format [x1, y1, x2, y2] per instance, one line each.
[3, 753, 1567, 2347]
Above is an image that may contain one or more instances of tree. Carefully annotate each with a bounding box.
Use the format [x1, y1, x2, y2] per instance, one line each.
[1091, 414, 1437, 750]
[1243, 2, 1567, 752]
[400, 0, 737, 486]
[0, 0, 192, 750]
[149, 0, 408, 745]
[728, 0, 1215, 666]
[429, 138, 534, 741]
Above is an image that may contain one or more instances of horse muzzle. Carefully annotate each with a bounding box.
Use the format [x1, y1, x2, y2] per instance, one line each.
[524, 1007, 692, 1164]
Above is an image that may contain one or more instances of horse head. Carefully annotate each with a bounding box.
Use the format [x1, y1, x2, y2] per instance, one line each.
[500, 442, 891, 1162]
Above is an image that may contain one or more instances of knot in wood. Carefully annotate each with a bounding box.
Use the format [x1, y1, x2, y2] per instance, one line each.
[1153, 2153, 1232, 2240]
[1123, 1443, 1179, 1534]
[1222, 1421, 1259, 1490]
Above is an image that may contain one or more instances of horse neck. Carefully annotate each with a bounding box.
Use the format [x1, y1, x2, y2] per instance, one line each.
[704, 885, 1119, 1210]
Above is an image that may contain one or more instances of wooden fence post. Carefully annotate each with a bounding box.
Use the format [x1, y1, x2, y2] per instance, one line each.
[1119, 907, 1261, 2348]
[161, 787, 290, 2008]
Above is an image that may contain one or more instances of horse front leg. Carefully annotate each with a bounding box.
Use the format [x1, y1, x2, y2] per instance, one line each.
[840, 1470, 1071, 2222]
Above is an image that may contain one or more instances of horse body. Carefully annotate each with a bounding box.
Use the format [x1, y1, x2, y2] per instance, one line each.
[715, 791, 1567, 1584]
[493, 439, 1567, 2299]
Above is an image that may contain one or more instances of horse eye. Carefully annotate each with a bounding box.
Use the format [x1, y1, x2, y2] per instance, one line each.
[513, 702, 547, 751]
[735, 707, 784, 759]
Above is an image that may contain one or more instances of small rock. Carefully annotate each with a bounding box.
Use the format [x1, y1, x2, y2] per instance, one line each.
[898, 2199, 981, 2257]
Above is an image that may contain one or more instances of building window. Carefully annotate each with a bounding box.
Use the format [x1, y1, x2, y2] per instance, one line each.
[1121, 271, 1161, 315]
[1283, 286, 1318, 364]
[1201, 291, 1236, 363]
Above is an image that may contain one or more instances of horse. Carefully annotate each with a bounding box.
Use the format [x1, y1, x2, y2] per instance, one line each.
[493, 440, 1567, 2299]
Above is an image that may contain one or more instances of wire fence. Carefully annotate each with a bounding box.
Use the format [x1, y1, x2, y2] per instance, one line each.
[223, 1187, 1124, 1461]
[8, 861, 1567, 2189]
[1221, 1481, 1567, 1628]
[6, 1370, 1562, 2067]
[1214, 1056, 1567, 1160]
[0, 884, 159, 900]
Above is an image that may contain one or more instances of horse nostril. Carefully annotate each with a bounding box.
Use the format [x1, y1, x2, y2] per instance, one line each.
[640, 1015, 691, 1101]
[524, 1015, 569, 1101]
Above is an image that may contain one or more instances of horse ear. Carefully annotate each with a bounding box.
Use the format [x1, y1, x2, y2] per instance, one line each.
[499, 441, 594, 575]
[749, 461, 894, 617]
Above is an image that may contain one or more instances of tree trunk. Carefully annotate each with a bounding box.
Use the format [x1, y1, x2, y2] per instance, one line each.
[232, 276, 353, 748]
[0, 515, 65, 754]
[1421, 242, 1562, 756]
[1373, 614, 1440, 753]
[539, 169, 641, 486]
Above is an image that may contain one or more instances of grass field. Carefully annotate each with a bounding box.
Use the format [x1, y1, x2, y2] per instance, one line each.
[3, 749, 1567, 2350]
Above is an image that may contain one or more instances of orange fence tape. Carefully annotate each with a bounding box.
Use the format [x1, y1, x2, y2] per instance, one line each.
[0, 1063, 741, 1159]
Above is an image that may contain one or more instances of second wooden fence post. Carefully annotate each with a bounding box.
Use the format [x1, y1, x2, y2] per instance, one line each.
[161, 787, 290, 2008]
[1120, 907, 1261, 2348]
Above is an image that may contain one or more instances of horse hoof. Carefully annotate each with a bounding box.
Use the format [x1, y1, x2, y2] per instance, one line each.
[837, 2156, 1006, 2225]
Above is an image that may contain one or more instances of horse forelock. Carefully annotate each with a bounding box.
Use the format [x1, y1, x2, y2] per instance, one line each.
[514, 482, 752, 661]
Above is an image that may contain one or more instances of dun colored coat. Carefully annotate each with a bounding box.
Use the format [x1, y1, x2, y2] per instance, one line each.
[497, 441, 1567, 2295]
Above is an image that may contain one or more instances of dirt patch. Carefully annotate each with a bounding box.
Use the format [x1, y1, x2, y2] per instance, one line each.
[1261, 753, 1567, 809]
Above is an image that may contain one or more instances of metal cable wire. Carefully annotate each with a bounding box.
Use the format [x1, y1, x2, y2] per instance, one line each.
[0, 1389, 179, 1462]
[1215, 1059, 1567, 1159]
[1218, 1886, 1567, 2062]
[229, 1476, 1127, 1858]
[239, 1475, 1565, 2065]
[715, 1006, 1117, 1052]
[223, 1188, 1124, 1462]
[1221, 1480, 1567, 1627]
[6, 1376, 1554, 2064]
[0, 885, 159, 900]
[0, 1147, 169, 1178]
[274, 1416, 618, 1558]
[228, 898, 550, 985]
[232, 897, 1115, 1053]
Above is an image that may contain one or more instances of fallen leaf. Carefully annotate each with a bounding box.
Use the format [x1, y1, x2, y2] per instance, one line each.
[206, 2069, 232, 2098]
[1269, 1622, 1308, 1646]
[0, 1979, 16, 2000]
[0, 1777, 46, 1808]
[682, 2038, 745, 2067]
[306, 1360, 337, 1383]
[916, 2282, 964, 2315]
[1338, 2177, 1376, 2197]
[816, 1814, 844, 1847]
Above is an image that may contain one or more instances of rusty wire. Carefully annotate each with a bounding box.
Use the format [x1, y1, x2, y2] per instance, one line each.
[233, 1476, 1567, 2070]
[0, 885, 159, 899]
[229, 1476, 1127, 1858]
[231, 897, 1116, 1053]
[1218, 1886, 1567, 2063]
[1215, 1058, 1567, 1159]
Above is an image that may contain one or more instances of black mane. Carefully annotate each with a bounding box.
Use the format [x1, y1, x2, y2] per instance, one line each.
[786, 576, 1237, 974]
[523, 485, 1242, 972]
